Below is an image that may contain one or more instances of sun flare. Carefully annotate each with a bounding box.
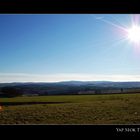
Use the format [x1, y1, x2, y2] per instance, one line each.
[127, 25, 140, 44]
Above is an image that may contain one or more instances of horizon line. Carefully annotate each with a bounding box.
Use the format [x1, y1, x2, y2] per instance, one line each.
[1, 73, 140, 83]
[1, 80, 140, 84]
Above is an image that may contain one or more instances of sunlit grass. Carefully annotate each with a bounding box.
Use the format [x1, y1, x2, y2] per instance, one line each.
[0, 93, 140, 124]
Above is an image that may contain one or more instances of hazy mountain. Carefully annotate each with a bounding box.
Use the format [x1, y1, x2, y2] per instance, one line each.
[1, 81, 140, 88]
[1, 81, 140, 96]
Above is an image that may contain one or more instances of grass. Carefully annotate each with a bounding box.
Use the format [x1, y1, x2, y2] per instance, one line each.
[0, 93, 140, 124]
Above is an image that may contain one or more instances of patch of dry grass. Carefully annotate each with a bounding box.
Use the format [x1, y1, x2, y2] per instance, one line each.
[0, 94, 140, 124]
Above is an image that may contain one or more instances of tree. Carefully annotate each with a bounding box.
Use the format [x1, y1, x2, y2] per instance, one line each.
[95, 89, 101, 94]
[1, 86, 22, 97]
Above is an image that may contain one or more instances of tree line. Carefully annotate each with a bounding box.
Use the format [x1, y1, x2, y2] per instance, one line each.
[0, 86, 22, 97]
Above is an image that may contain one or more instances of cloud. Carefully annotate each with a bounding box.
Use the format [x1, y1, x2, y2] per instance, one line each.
[0, 73, 140, 83]
[95, 16, 104, 20]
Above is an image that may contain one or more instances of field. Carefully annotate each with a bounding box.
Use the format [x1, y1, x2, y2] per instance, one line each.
[0, 93, 140, 124]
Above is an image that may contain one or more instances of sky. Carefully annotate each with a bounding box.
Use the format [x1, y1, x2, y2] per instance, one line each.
[1, 14, 140, 82]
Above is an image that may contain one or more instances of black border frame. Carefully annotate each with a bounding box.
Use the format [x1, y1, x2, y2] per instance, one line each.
[0, 0, 140, 13]
[1, 0, 140, 137]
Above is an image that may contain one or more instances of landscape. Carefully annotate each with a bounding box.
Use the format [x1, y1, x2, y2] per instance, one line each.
[1, 14, 140, 124]
[0, 81, 140, 124]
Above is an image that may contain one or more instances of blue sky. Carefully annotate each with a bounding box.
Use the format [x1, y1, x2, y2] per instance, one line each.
[1, 14, 140, 82]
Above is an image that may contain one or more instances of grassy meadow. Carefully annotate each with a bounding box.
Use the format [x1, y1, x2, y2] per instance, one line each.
[0, 93, 140, 124]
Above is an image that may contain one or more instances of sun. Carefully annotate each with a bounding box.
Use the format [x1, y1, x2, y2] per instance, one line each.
[127, 25, 140, 44]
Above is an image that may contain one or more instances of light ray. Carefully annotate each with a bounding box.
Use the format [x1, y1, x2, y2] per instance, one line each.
[95, 15, 127, 31]
[109, 15, 128, 29]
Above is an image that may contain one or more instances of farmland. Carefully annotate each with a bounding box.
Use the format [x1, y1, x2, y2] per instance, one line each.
[0, 93, 140, 124]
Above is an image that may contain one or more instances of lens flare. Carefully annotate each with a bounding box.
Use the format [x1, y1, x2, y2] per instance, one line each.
[127, 25, 140, 44]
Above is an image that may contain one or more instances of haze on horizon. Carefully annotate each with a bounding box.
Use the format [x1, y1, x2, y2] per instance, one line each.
[1, 14, 140, 83]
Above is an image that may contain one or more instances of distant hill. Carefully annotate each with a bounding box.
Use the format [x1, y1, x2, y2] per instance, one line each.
[1, 81, 140, 87]
[1, 81, 140, 97]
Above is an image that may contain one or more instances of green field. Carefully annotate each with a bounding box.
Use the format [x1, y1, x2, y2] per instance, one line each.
[0, 93, 140, 124]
